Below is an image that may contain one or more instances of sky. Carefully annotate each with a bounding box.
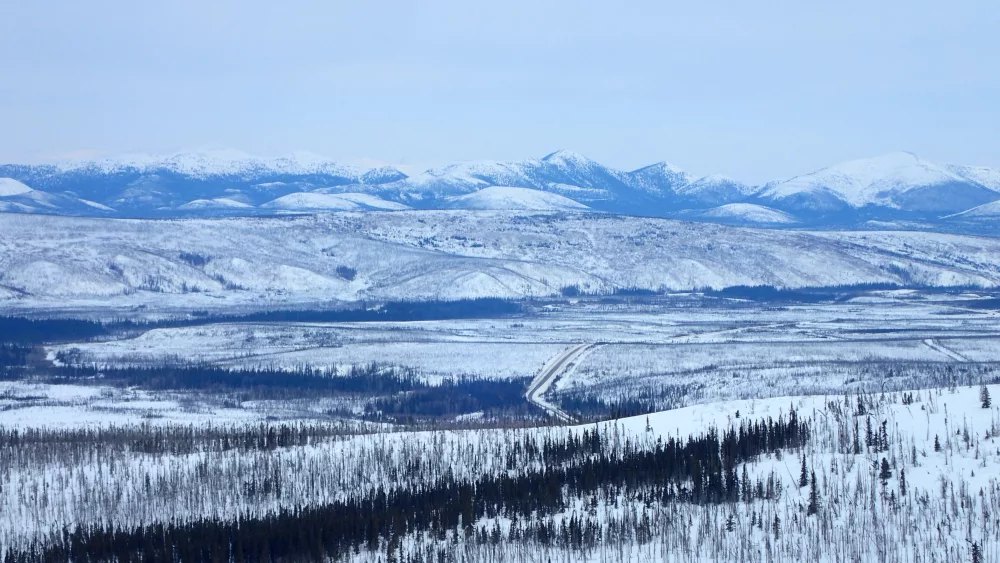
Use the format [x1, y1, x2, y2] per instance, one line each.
[1, 1, 998, 183]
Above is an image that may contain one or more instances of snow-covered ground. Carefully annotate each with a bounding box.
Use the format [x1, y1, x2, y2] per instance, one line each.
[36, 296, 1000, 419]
[2, 383, 998, 562]
[444, 186, 590, 211]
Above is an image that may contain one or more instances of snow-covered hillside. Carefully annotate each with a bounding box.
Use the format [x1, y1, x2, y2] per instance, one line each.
[0, 177, 114, 215]
[375, 149, 674, 212]
[2, 382, 998, 563]
[697, 203, 797, 224]
[0, 178, 33, 197]
[178, 197, 253, 210]
[55, 149, 388, 180]
[261, 192, 409, 211]
[757, 152, 997, 215]
[675, 174, 755, 208]
[445, 186, 589, 211]
[946, 164, 1000, 192]
[0, 149, 408, 213]
[947, 200, 1000, 219]
[3, 211, 1000, 311]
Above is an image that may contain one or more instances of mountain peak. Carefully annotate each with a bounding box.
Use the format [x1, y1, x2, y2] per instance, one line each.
[631, 161, 688, 176]
[694, 173, 738, 184]
[758, 151, 995, 213]
[541, 150, 593, 165]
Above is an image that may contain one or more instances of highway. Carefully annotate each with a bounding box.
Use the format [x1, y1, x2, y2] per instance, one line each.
[526, 343, 597, 423]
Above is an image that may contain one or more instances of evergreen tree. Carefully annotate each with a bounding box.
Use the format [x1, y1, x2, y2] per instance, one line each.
[865, 417, 874, 450]
[799, 453, 808, 488]
[772, 514, 781, 539]
[981, 385, 992, 409]
[934, 434, 941, 452]
[972, 541, 982, 563]
[879, 457, 892, 484]
[807, 471, 820, 516]
[898, 467, 907, 498]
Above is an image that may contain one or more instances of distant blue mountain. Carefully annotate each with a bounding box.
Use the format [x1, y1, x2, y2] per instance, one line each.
[2, 149, 999, 231]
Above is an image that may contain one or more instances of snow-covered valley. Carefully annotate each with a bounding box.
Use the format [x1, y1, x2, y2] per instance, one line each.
[3, 204, 1000, 563]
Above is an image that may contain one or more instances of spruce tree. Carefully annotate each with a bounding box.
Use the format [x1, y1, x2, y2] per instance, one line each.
[879, 457, 892, 484]
[865, 417, 874, 450]
[934, 434, 941, 452]
[799, 453, 808, 488]
[807, 471, 820, 516]
[898, 467, 907, 497]
[981, 385, 992, 409]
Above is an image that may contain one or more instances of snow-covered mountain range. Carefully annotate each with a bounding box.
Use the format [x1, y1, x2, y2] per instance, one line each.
[2, 149, 999, 230]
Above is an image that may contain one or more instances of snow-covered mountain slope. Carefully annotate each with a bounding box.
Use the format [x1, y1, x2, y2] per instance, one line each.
[3, 150, 1000, 229]
[945, 199, 1000, 219]
[675, 174, 755, 208]
[756, 152, 999, 216]
[445, 186, 589, 211]
[946, 163, 1000, 192]
[0, 178, 115, 216]
[697, 203, 797, 224]
[178, 197, 253, 210]
[0, 150, 408, 213]
[377, 150, 685, 214]
[625, 162, 695, 197]
[0, 178, 33, 197]
[55, 149, 378, 179]
[3, 211, 1000, 311]
[262, 192, 409, 211]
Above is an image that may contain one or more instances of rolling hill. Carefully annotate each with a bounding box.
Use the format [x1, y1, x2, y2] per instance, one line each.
[2, 211, 1000, 313]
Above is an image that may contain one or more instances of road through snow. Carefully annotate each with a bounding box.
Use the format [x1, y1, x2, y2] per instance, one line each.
[526, 343, 597, 423]
[922, 338, 969, 362]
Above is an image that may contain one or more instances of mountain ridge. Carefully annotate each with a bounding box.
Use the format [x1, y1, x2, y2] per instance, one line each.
[2, 149, 999, 230]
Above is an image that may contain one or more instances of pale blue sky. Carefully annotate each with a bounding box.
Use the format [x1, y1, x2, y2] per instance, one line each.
[1, 1, 997, 183]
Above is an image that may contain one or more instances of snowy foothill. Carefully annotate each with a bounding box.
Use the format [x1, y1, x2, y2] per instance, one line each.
[444, 186, 591, 211]
[2, 382, 998, 562]
[0, 178, 33, 197]
[5, 211, 1000, 313]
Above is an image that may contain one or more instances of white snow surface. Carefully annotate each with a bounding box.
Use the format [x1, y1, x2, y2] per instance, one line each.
[262, 192, 408, 211]
[946, 199, 1000, 219]
[0, 178, 32, 196]
[179, 197, 253, 209]
[698, 203, 797, 224]
[760, 151, 985, 208]
[54, 148, 402, 180]
[445, 186, 590, 211]
[947, 163, 1000, 192]
[675, 174, 756, 207]
[3, 211, 1000, 309]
